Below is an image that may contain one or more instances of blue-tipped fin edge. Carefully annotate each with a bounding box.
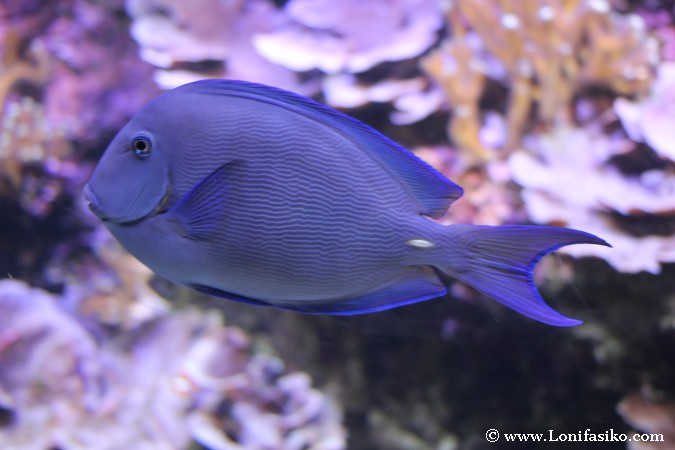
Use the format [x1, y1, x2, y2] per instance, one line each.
[448, 225, 610, 326]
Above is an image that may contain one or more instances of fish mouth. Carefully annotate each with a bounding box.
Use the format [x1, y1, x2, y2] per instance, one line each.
[83, 184, 108, 221]
[83, 183, 171, 225]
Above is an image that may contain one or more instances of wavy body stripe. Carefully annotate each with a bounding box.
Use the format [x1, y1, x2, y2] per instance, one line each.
[108, 86, 439, 304]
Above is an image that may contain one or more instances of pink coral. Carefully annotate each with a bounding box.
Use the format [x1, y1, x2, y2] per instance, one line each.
[254, 0, 442, 74]
[509, 125, 675, 274]
[0, 277, 346, 449]
[614, 62, 675, 162]
[127, 0, 317, 94]
[42, 0, 160, 143]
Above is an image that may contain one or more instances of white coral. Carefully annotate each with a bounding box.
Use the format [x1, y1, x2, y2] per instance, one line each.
[253, 0, 443, 74]
[126, 0, 317, 93]
[0, 279, 345, 449]
[509, 125, 675, 274]
[614, 62, 675, 161]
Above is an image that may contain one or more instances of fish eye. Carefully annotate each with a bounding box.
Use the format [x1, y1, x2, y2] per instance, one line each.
[131, 135, 152, 160]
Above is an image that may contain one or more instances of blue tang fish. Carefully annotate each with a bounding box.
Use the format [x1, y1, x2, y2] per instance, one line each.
[84, 80, 609, 326]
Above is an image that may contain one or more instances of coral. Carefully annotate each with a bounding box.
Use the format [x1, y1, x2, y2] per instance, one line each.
[256, 0, 444, 124]
[0, 0, 162, 289]
[126, 0, 316, 94]
[318, 70, 447, 127]
[0, 280, 103, 449]
[618, 385, 675, 449]
[614, 62, 675, 161]
[508, 55, 675, 275]
[509, 124, 675, 274]
[413, 1, 675, 273]
[0, 26, 54, 192]
[623, 0, 675, 62]
[0, 29, 50, 110]
[367, 408, 458, 450]
[422, 0, 659, 157]
[420, 37, 489, 161]
[0, 96, 71, 209]
[73, 232, 172, 329]
[0, 25, 93, 288]
[1, 0, 157, 145]
[42, 0, 160, 144]
[254, 0, 442, 74]
[126, 0, 443, 124]
[322, 73, 442, 124]
[0, 278, 346, 450]
[162, 0, 669, 277]
[414, 145, 524, 226]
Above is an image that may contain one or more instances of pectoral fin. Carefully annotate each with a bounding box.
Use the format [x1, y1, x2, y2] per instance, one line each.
[168, 161, 240, 241]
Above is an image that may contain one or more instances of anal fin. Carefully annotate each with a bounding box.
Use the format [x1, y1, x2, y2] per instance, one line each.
[276, 266, 446, 315]
[190, 267, 446, 315]
[190, 283, 273, 307]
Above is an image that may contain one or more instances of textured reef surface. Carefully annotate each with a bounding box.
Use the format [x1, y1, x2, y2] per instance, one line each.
[2, 0, 675, 449]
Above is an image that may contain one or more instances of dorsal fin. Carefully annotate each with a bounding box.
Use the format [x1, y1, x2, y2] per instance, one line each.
[177, 79, 464, 218]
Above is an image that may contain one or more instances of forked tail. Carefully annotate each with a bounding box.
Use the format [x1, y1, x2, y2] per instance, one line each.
[439, 225, 610, 326]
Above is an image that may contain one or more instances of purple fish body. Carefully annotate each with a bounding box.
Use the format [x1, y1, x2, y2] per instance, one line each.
[84, 80, 608, 326]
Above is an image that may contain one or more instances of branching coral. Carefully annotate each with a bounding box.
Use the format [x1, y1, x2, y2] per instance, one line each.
[73, 232, 171, 329]
[509, 62, 675, 274]
[42, 0, 160, 143]
[0, 27, 56, 195]
[415, 1, 675, 274]
[254, 0, 442, 74]
[415, 144, 524, 226]
[420, 36, 489, 161]
[0, 24, 95, 287]
[0, 276, 346, 450]
[510, 125, 675, 274]
[0, 29, 49, 114]
[0, 96, 70, 208]
[0, 1, 162, 290]
[0, 280, 103, 449]
[125, 0, 444, 123]
[615, 62, 675, 162]
[126, 0, 317, 94]
[422, 0, 659, 157]
[256, 0, 444, 122]
[0, 222, 346, 449]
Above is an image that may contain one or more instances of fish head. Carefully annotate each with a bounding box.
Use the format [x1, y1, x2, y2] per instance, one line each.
[85, 123, 170, 224]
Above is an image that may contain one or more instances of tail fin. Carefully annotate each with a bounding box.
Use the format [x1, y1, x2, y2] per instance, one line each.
[440, 225, 610, 326]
